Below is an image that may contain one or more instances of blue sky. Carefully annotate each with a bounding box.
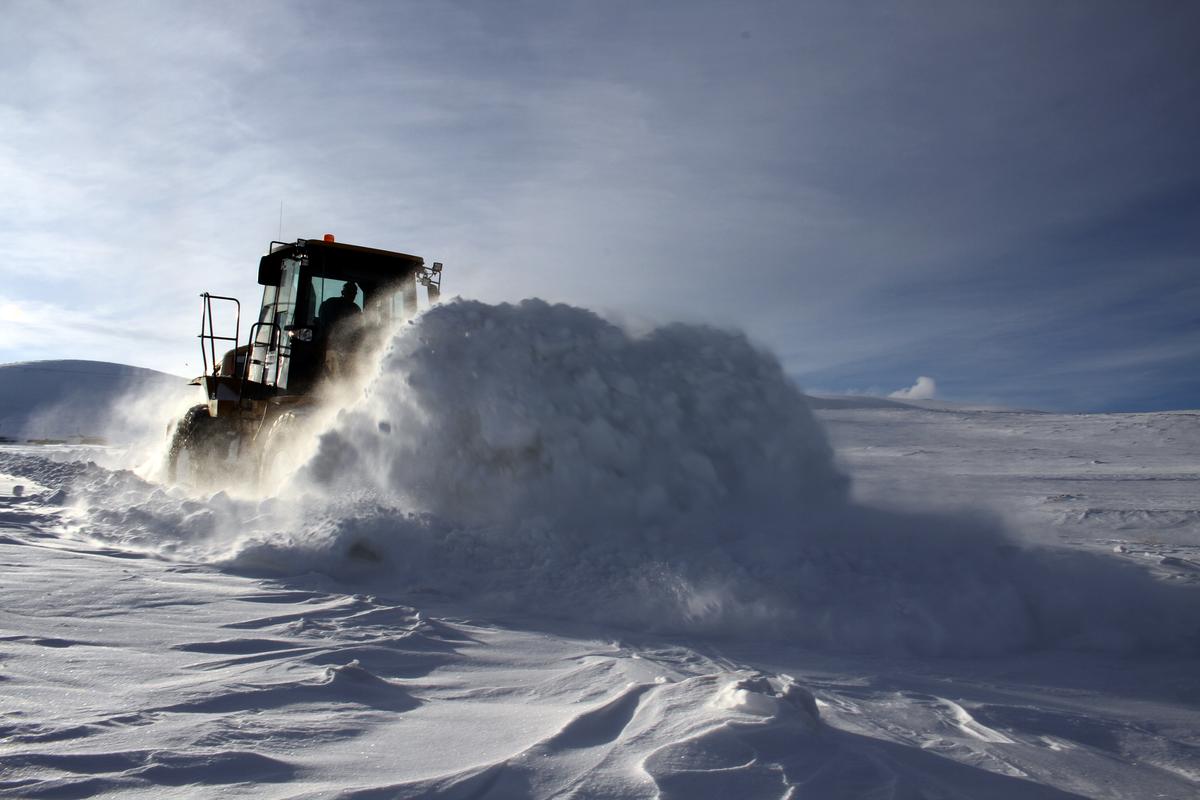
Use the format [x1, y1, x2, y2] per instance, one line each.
[1, 0, 1196, 411]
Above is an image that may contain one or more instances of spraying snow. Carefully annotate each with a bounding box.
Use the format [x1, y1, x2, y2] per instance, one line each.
[3, 299, 1196, 656]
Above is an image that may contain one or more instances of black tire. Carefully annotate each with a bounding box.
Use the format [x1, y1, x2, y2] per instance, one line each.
[256, 410, 300, 488]
[166, 405, 234, 485]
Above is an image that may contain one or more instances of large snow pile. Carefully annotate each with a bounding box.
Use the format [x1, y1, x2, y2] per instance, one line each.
[301, 299, 848, 527]
[4, 300, 1196, 656]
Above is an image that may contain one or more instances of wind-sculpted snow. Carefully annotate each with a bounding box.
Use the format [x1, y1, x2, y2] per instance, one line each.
[3, 299, 1197, 657]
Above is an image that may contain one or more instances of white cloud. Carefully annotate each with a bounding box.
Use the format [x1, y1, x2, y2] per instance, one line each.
[0, 293, 188, 373]
[890, 376, 937, 400]
[0, 302, 28, 323]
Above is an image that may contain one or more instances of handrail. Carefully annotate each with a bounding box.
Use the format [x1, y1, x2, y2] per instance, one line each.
[198, 293, 241, 378]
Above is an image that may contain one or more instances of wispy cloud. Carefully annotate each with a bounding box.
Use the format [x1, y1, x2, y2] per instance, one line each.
[0, 294, 185, 371]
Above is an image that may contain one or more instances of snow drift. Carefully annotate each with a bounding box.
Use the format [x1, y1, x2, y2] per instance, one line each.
[6, 299, 1196, 656]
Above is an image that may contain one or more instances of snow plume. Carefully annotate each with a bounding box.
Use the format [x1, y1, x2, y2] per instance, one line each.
[9, 299, 1197, 657]
[102, 379, 204, 474]
[890, 375, 937, 400]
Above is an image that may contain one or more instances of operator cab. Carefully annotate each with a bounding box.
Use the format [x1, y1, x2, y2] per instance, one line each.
[248, 235, 441, 393]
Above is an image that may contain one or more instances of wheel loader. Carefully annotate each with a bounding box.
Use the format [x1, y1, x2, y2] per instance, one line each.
[167, 234, 443, 484]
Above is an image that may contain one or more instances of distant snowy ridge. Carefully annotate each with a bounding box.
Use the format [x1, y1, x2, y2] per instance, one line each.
[0, 359, 186, 440]
[804, 394, 919, 410]
[805, 393, 1045, 413]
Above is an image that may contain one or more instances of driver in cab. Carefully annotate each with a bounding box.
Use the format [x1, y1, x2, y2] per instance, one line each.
[318, 281, 361, 332]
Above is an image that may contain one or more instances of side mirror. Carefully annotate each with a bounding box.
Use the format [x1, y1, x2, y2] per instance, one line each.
[258, 254, 283, 286]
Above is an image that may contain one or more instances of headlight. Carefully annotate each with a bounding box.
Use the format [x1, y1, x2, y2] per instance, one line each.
[287, 327, 314, 342]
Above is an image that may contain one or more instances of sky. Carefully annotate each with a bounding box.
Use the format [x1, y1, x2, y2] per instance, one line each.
[1, 0, 1197, 412]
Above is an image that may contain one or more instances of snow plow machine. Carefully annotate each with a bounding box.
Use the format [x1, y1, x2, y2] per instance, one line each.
[167, 234, 443, 485]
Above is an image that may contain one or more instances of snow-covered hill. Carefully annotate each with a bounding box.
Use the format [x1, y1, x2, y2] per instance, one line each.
[0, 360, 188, 442]
[806, 392, 1043, 413]
[1, 300, 1197, 798]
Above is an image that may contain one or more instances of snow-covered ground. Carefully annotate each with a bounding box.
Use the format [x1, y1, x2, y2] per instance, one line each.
[1, 300, 1197, 798]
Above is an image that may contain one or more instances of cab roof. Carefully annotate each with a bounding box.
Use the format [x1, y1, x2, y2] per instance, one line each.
[259, 237, 424, 286]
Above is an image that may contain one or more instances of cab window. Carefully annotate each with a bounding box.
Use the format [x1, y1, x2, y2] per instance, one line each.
[311, 276, 363, 329]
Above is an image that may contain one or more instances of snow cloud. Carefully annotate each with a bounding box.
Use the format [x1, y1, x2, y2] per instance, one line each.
[890, 376, 937, 401]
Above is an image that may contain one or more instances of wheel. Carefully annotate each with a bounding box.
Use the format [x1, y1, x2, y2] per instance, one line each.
[256, 409, 300, 489]
[166, 405, 235, 485]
